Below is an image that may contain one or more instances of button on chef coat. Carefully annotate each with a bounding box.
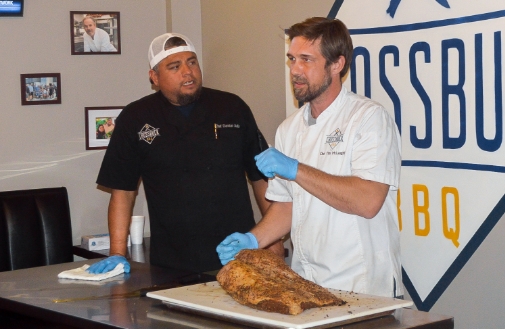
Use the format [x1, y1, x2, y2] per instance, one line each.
[266, 87, 402, 297]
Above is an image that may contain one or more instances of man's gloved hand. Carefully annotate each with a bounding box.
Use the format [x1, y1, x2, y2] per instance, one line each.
[86, 255, 131, 274]
[254, 147, 299, 180]
[216, 232, 258, 265]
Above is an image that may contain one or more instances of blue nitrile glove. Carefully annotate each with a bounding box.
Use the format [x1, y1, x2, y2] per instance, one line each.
[86, 255, 131, 274]
[254, 147, 299, 180]
[216, 232, 258, 265]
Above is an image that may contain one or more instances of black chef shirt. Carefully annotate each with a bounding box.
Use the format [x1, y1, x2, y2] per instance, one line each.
[97, 88, 268, 273]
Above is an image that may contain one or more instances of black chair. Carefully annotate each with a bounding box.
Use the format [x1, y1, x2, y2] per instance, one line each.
[0, 187, 73, 272]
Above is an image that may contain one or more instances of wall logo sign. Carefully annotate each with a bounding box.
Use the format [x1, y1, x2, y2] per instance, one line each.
[386, 0, 450, 18]
[342, 0, 505, 311]
[285, 0, 505, 311]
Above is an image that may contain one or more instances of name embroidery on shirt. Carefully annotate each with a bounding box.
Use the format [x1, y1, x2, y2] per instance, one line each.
[321, 128, 345, 156]
[138, 124, 160, 144]
[215, 123, 240, 129]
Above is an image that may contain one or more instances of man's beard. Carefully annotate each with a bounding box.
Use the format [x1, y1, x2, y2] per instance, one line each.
[292, 66, 332, 103]
[176, 85, 202, 106]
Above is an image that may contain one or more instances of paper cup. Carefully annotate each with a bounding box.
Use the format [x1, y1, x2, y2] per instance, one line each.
[130, 216, 145, 244]
[131, 244, 145, 262]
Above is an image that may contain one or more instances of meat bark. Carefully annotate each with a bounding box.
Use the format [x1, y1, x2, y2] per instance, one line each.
[217, 249, 346, 315]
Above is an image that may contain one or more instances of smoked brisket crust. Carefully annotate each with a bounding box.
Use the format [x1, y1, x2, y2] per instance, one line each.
[217, 249, 346, 315]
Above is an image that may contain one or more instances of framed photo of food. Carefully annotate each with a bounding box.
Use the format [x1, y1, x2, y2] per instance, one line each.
[70, 11, 121, 55]
[85, 106, 122, 150]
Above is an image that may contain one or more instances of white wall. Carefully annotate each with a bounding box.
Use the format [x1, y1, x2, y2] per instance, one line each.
[0, 0, 167, 244]
[170, 0, 203, 72]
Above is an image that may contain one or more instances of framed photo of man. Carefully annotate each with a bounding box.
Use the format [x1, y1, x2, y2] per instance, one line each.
[20, 73, 61, 106]
[85, 106, 123, 150]
[70, 11, 121, 55]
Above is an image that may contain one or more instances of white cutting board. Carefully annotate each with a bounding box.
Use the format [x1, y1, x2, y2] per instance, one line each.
[147, 281, 413, 329]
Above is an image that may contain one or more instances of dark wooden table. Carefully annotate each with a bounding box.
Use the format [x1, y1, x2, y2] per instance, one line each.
[0, 260, 453, 328]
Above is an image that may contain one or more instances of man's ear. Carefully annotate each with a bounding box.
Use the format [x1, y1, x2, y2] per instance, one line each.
[148, 70, 158, 86]
[330, 56, 346, 77]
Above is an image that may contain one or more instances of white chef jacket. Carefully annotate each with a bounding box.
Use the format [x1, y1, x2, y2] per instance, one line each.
[84, 28, 117, 52]
[266, 86, 402, 297]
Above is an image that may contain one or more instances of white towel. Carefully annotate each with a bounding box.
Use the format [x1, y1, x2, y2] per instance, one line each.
[58, 263, 124, 281]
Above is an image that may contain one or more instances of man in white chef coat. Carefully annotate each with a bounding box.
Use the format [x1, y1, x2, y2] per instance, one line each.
[82, 16, 117, 52]
[217, 17, 403, 298]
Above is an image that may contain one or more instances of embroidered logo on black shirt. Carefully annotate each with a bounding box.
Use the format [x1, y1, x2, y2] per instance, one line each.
[138, 124, 160, 144]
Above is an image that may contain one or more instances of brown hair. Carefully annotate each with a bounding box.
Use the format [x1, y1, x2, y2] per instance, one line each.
[151, 36, 189, 74]
[286, 17, 353, 78]
[82, 16, 96, 26]
[164, 36, 187, 50]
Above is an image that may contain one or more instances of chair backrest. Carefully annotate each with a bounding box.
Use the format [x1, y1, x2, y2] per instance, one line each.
[0, 187, 73, 272]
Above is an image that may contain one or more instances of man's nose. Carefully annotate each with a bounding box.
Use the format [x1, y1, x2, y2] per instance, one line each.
[290, 60, 302, 76]
[181, 63, 192, 75]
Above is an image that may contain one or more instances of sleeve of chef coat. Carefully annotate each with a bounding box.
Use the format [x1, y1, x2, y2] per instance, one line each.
[96, 107, 141, 191]
[264, 123, 294, 203]
[240, 98, 269, 182]
[351, 106, 401, 190]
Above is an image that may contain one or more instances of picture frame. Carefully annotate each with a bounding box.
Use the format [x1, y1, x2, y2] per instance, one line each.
[70, 11, 121, 55]
[85, 106, 123, 150]
[20, 73, 61, 106]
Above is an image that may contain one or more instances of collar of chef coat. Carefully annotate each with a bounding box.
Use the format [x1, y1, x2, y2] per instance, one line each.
[302, 86, 348, 126]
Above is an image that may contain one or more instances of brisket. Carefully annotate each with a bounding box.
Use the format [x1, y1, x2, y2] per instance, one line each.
[217, 249, 345, 315]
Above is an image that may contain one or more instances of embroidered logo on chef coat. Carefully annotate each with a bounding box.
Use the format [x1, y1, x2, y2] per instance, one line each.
[325, 128, 343, 149]
[138, 124, 160, 144]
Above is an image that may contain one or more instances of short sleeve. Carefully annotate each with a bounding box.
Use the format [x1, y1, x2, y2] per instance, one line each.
[96, 107, 142, 191]
[351, 108, 401, 189]
[264, 124, 294, 202]
[239, 99, 268, 182]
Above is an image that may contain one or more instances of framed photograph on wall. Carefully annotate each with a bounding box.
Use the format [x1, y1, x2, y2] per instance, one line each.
[20, 73, 61, 106]
[70, 11, 121, 55]
[85, 106, 123, 150]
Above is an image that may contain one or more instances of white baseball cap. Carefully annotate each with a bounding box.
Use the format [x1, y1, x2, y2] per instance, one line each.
[148, 33, 196, 69]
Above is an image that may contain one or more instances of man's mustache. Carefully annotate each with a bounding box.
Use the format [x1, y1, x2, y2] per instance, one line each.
[291, 75, 307, 84]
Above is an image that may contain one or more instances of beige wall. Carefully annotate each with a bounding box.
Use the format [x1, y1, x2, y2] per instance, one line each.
[0, 0, 167, 243]
[200, 0, 336, 145]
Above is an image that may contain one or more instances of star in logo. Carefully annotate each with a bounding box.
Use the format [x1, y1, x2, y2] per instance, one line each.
[325, 129, 344, 150]
[138, 124, 160, 144]
[387, 0, 450, 18]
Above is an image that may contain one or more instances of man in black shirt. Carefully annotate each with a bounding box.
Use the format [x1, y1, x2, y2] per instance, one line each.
[88, 33, 283, 274]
